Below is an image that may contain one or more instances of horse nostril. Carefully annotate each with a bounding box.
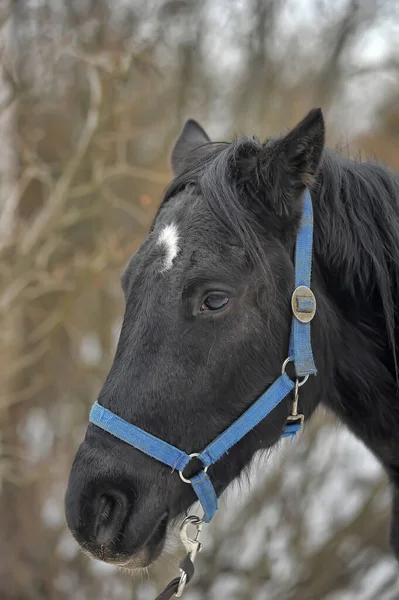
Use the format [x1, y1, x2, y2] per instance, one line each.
[98, 495, 114, 526]
[94, 492, 128, 545]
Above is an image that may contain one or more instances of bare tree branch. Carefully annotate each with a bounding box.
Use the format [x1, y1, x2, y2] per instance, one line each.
[20, 65, 102, 254]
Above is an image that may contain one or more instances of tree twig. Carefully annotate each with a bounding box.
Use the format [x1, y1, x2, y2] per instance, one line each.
[21, 65, 102, 254]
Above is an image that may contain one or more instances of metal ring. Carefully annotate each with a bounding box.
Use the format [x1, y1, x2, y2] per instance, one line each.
[179, 453, 209, 484]
[281, 357, 291, 374]
[281, 357, 309, 387]
[297, 374, 309, 387]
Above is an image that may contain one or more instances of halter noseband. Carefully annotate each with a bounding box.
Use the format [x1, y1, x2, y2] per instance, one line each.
[88, 189, 317, 596]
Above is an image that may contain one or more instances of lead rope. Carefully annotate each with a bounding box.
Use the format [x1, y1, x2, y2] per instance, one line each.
[154, 516, 203, 600]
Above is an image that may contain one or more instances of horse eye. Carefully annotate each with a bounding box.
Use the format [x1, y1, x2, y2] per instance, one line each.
[201, 293, 229, 312]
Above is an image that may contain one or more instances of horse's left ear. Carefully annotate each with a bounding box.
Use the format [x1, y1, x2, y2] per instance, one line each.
[171, 119, 211, 175]
[268, 108, 325, 214]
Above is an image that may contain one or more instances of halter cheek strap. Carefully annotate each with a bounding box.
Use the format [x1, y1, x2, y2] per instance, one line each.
[289, 189, 317, 377]
[89, 189, 317, 524]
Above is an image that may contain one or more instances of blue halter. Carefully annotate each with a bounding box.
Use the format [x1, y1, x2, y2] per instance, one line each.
[89, 189, 317, 523]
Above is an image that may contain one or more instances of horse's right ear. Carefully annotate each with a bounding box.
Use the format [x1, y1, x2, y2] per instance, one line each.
[171, 119, 211, 175]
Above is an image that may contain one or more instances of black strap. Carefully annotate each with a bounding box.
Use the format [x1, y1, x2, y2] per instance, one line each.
[154, 556, 195, 600]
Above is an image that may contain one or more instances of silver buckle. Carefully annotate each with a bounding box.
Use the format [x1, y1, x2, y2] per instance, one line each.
[287, 378, 305, 426]
[281, 358, 307, 426]
[291, 285, 316, 323]
[176, 515, 203, 597]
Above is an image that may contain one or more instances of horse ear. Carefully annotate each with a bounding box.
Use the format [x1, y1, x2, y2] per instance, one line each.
[171, 119, 211, 175]
[276, 107, 325, 189]
[266, 108, 325, 215]
[236, 109, 325, 218]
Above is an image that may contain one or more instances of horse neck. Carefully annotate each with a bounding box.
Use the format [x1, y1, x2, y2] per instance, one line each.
[310, 150, 399, 420]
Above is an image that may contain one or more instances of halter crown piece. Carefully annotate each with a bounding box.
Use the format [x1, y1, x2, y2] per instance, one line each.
[89, 189, 317, 598]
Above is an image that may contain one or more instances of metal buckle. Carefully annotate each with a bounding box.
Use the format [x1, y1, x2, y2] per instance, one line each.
[291, 285, 316, 323]
[178, 453, 208, 484]
[282, 359, 307, 427]
[176, 516, 203, 597]
[286, 413, 305, 427]
[286, 380, 305, 427]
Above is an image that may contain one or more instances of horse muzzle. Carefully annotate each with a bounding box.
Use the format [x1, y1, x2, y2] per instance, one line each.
[64, 439, 169, 569]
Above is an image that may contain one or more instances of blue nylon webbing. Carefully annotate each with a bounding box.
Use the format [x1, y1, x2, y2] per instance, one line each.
[89, 402, 190, 472]
[89, 373, 294, 521]
[289, 189, 317, 377]
[296, 297, 314, 313]
[88, 187, 317, 522]
[198, 374, 294, 467]
[190, 472, 218, 522]
[281, 423, 302, 439]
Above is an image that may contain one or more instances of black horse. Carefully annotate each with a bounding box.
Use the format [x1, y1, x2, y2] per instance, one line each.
[65, 109, 399, 573]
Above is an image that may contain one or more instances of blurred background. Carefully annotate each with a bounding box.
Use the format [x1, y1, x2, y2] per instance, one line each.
[0, 1, 398, 599]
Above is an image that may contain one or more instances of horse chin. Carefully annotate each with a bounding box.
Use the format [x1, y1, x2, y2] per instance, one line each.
[90, 513, 169, 571]
[88, 544, 160, 571]
[112, 548, 153, 570]
[113, 548, 154, 570]
[124, 513, 169, 570]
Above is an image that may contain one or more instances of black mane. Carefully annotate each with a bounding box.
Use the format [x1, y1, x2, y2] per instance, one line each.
[314, 151, 399, 379]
